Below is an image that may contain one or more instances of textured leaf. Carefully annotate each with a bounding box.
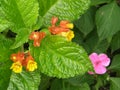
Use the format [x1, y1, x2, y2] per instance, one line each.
[110, 77, 120, 90]
[75, 7, 96, 36]
[111, 31, 120, 52]
[38, 0, 91, 26]
[30, 35, 93, 78]
[108, 55, 120, 71]
[7, 70, 40, 90]
[0, 17, 12, 32]
[0, 6, 12, 32]
[1, 0, 39, 32]
[96, 1, 120, 40]
[91, 0, 112, 6]
[10, 28, 30, 49]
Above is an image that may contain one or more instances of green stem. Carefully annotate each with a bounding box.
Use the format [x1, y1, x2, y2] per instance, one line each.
[21, 45, 24, 52]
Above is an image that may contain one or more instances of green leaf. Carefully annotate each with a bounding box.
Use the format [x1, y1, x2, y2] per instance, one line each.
[10, 28, 30, 49]
[110, 77, 120, 90]
[0, 34, 15, 89]
[30, 35, 93, 78]
[83, 30, 109, 53]
[108, 55, 120, 71]
[0, 17, 12, 32]
[1, 0, 39, 32]
[0, 6, 12, 32]
[72, 28, 84, 45]
[7, 70, 40, 90]
[91, 0, 112, 6]
[38, 0, 91, 26]
[111, 31, 120, 52]
[65, 73, 94, 86]
[39, 74, 51, 90]
[50, 79, 90, 90]
[75, 7, 96, 36]
[40, 28, 51, 35]
[32, 16, 43, 30]
[96, 1, 120, 40]
[0, 61, 12, 90]
[0, 34, 17, 62]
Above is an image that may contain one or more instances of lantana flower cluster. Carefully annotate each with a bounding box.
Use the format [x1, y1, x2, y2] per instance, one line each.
[29, 32, 46, 47]
[10, 17, 75, 73]
[10, 52, 37, 73]
[49, 17, 75, 41]
[29, 17, 75, 47]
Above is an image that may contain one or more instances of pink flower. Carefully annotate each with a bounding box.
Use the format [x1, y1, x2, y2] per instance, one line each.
[89, 53, 110, 74]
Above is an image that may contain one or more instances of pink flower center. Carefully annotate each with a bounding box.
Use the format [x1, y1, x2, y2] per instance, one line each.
[95, 61, 101, 66]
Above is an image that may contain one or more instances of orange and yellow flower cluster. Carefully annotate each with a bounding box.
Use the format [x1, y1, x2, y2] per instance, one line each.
[10, 17, 75, 73]
[10, 52, 37, 73]
[49, 17, 74, 41]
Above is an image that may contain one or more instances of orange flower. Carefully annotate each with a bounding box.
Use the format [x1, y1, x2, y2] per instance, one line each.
[29, 32, 46, 47]
[49, 17, 74, 36]
[10, 54, 17, 62]
[49, 26, 69, 35]
[51, 17, 58, 25]
[59, 20, 74, 29]
[33, 40, 40, 47]
[10, 52, 24, 62]
[39, 32, 46, 39]
[29, 31, 40, 40]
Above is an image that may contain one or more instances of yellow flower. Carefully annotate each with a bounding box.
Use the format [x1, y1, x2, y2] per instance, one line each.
[66, 23, 74, 29]
[26, 60, 37, 71]
[10, 61, 22, 73]
[60, 30, 75, 41]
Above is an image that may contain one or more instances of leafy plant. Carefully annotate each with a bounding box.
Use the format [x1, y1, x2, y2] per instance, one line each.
[0, 0, 120, 90]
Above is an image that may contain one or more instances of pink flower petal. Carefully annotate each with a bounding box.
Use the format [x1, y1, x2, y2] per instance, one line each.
[94, 65, 107, 74]
[89, 53, 99, 66]
[99, 54, 110, 66]
[88, 71, 95, 75]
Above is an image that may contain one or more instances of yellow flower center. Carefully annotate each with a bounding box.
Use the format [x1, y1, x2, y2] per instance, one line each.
[33, 34, 38, 39]
[10, 61, 22, 73]
[27, 60, 37, 71]
[13, 56, 16, 60]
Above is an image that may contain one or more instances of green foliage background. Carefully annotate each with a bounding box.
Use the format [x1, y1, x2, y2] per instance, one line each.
[0, 0, 120, 90]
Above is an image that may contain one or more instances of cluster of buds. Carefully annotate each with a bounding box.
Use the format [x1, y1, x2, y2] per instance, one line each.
[29, 31, 46, 47]
[10, 52, 37, 73]
[49, 17, 75, 41]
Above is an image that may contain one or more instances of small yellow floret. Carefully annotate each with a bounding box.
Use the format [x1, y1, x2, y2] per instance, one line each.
[10, 61, 22, 73]
[66, 30, 74, 41]
[60, 30, 74, 41]
[66, 23, 74, 29]
[27, 60, 37, 71]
